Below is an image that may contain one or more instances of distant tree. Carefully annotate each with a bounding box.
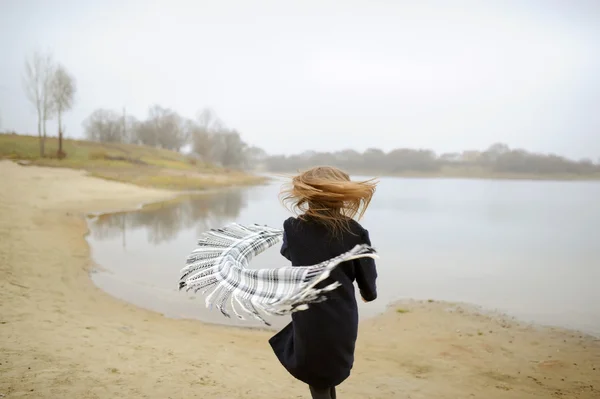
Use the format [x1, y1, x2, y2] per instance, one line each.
[386, 148, 439, 172]
[461, 150, 481, 163]
[245, 146, 268, 164]
[577, 158, 595, 174]
[439, 152, 461, 162]
[330, 149, 359, 172]
[135, 105, 188, 151]
[264, 144, 600, 176]
[308, 151, 335, 167]
[189, 120, 213, 162]
[482, 142, 510, 164]
[133, 120, 157, 147]
[362, 148, 386, 172]
[123, 114, 139, 144]
[42, 64, 55, 143]
[298, 150, 317, 159]
[210, 129, 248, 168]
[188, 107, 254, 169]
[196, 107, 225, 133]
[22, 50, 54, 156]
[83, 109, 126, 143]
[487, 142, 510, 155]
[50, 64, 76, 158]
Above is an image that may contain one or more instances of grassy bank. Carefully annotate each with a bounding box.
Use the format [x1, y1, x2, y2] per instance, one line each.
[0, 133, 268, 190]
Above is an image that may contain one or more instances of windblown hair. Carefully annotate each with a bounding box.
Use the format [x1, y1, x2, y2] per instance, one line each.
[280, 166, 378, 236]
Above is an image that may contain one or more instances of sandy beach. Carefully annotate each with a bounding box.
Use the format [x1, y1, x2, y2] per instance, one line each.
[0, 159, 598, 399]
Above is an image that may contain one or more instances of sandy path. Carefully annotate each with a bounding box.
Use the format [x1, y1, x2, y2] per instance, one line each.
[0, 160, 598, 399]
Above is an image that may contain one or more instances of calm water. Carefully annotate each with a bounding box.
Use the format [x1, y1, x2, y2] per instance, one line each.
[87, 177, 600, 335]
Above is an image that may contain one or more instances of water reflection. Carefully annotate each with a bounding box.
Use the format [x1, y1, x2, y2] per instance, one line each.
[86, 178, 600, 335]
[87, 184, 293, 329]
[91, 189, 247, 245]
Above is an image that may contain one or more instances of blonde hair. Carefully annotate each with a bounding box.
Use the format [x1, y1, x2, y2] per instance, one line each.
[279, 165, 378, 236]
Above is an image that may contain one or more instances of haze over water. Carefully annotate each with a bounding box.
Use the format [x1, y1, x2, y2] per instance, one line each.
[87, 176, 600, 335]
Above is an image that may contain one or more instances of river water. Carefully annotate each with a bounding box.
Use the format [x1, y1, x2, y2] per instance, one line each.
[86, 176, 600, 335]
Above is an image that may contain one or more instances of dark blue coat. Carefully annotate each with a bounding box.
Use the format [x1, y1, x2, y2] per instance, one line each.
[268, 216, 378, 389]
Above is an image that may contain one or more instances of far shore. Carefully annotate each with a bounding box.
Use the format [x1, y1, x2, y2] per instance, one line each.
[1, 159, 598, 399]
[260, 168, 600, 181]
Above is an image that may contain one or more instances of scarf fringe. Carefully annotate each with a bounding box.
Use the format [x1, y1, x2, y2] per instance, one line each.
[179, 223, 378, 325]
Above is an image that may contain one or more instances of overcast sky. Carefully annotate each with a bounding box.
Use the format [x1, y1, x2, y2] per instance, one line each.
[1, 0, 599, 159]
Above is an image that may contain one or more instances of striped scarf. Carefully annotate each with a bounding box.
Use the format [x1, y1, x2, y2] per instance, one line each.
[178, 223, 378, 326]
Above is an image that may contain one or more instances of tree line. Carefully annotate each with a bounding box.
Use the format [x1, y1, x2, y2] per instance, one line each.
[20, 51, 598, 175]
[82, 106, 256, 168]
[22, 50, 76, 158]
[21, 50, 254, 168]
[263, 143, 600, 176]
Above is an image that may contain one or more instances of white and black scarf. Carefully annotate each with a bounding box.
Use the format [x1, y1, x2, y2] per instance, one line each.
[178, 223, 378, 325]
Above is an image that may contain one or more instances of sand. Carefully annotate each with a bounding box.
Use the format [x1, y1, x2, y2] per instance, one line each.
[0, 159, 598, 399]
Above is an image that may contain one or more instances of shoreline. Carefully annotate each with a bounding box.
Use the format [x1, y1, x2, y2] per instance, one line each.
[83, 183, 600, 339]
[83, 184, 247, 220]
[386, 298, 600, 340]
[1, 160, 598, 399]
[262, 169, 600, 182]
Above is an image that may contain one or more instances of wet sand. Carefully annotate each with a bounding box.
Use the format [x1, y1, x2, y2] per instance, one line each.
[0, 160, 598, 399]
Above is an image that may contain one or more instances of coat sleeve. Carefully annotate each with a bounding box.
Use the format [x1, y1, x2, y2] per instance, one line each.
[280, 220, 291, 261]
[355, 229, 378, 302]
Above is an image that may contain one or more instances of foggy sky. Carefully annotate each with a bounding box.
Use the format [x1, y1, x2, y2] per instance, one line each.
[1, 0, 599, 160]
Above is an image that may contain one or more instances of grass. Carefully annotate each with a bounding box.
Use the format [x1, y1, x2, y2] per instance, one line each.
[396, 308, 410, 314]
[0, 133, 268, 190]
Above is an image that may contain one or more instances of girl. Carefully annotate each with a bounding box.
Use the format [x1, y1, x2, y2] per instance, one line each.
[268, 166, 379, 399]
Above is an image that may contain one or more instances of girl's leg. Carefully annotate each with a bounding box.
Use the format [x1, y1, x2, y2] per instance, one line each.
[330, 386, 337, 399]
[309, 385, 332, 399]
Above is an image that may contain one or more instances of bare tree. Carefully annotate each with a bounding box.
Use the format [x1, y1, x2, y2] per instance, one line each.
[134, 120, 158, 147]
[196, 107, 225, 133]
[245, 146, 268, 170]
[83, 109, 126, 143]
[189, 120, 213, 161]
[50, 64, 76, 158]
[42, 55, 55, 144]
[197, 107, 216, 130]
[210, 129, 248, 168]
[123, 114, 139, 144]
[139, 105, 188, 151]
[22, 50, 54, 156]
[190, 107, 250, 166]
